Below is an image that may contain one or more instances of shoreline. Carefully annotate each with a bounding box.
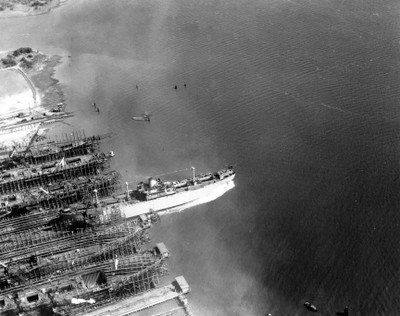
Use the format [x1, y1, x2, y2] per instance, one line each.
[30, 53, 66, 110]
[0, 48, 66, 113]
[0, 48, 67, 146]
[0, 0, 68, 19]
[10, 66, 38, 107]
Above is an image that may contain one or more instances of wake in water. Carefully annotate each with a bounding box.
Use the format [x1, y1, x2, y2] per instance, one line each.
[159, 180, 236, 215]
[275, 87, 355, 116]
[319, 102, 353, 114]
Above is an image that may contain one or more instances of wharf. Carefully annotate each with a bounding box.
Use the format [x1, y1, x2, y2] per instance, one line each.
[0, 214, 169, 315]
[0, 112, 74, 135]
[83, 276, 192, 316]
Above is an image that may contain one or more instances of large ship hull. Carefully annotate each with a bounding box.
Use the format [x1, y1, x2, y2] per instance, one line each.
[120, 174, 235, 218]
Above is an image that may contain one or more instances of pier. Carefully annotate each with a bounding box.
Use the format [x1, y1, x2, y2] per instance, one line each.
[83, 276, 192, 316]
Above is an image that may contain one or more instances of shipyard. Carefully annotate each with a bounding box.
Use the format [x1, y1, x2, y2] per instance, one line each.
[0, 127, 235, 315]
[1, 0, 397, 314]
[0, 38, 236, 315]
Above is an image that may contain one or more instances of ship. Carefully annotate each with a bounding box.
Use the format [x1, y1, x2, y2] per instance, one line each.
[132, 112, 151, 122]
[119, 166, 235, 218]
[304, 302, 318, 312]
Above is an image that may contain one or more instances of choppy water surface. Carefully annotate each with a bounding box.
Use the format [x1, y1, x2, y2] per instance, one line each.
[1, 0, 400, 315]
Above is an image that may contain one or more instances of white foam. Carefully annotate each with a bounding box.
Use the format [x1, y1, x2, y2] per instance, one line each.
[159, 180, 235, 215]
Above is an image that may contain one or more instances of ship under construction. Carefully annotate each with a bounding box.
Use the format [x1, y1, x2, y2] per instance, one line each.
[0, 131, 199, 316]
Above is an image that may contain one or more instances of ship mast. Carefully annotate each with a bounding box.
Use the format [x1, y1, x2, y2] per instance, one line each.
[125, 182, 129, 200]
[93, 189, 99, 206]
[191, 166, 195, 183]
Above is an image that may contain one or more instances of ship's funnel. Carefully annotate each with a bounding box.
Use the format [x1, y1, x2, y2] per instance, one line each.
[149, 178, 157, 188]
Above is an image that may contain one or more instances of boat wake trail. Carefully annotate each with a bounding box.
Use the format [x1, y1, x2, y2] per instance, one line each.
[160, 180, 236, 215]
[319, 102, 353, 114]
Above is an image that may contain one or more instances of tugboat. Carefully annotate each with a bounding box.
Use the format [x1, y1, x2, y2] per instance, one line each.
[304, 302, 318, 312]
[336, 306, 349, 316]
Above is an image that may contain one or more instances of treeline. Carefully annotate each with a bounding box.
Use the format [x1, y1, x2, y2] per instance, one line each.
[12, 47, 33, 56]
[1, 55, 17, 67]
[1, 47, 34, 68]
[0, 1, 48, 11]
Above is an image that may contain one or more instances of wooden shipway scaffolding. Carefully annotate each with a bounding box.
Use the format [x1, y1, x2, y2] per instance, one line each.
[0, 215, 151, 277]
[0, 235, 151, 294]
[24, 132, 111, 165]
[63, 258, 168, 315]
[0, 202, 138, 239]
[0, 129, 183, 315]
[0, 209, 146, 256]
[0, 209, 58, 235]
[38, 171, 122, 209]
[91, 267, 163, 310]
[0, 258, 168, 315]
[0, 154, 110, 196]
[0, 221, 168, 316]
[0, 222, 143, 264]
[0, 131, 111, 171]
[0, 171, 122, 217]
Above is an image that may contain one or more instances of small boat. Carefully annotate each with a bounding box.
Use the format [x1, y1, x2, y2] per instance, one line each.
[336, 306, 349, 316]
[304, 302, 317, 312]
[132, 112, 151, 122]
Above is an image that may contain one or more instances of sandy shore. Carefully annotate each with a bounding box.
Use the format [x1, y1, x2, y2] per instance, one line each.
[0, 48, 66, 112]
[0, 48, 66, 146]
[0, 0, 68, 18]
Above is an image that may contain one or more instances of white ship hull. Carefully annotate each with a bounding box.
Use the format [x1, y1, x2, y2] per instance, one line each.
[120, 174, 235, 218]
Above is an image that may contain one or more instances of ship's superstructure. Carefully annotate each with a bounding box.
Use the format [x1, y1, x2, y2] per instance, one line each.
[119, 167, 235, 217]
[134, 167, 234, 201]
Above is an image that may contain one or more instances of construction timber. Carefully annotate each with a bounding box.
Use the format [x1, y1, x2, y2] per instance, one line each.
[0, 131, 110, 171]
[23, 132, 111, 165]
[0, 207, 167, 315]
[0, 153, 111, 196]
[0, 171, 121, 218]
[0, 131, 194, 316]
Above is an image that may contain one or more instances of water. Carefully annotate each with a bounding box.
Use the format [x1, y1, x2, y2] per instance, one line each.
[1, 0, 400, 315]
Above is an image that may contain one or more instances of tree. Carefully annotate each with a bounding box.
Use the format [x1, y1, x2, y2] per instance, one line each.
[1, 55, 16, 67]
